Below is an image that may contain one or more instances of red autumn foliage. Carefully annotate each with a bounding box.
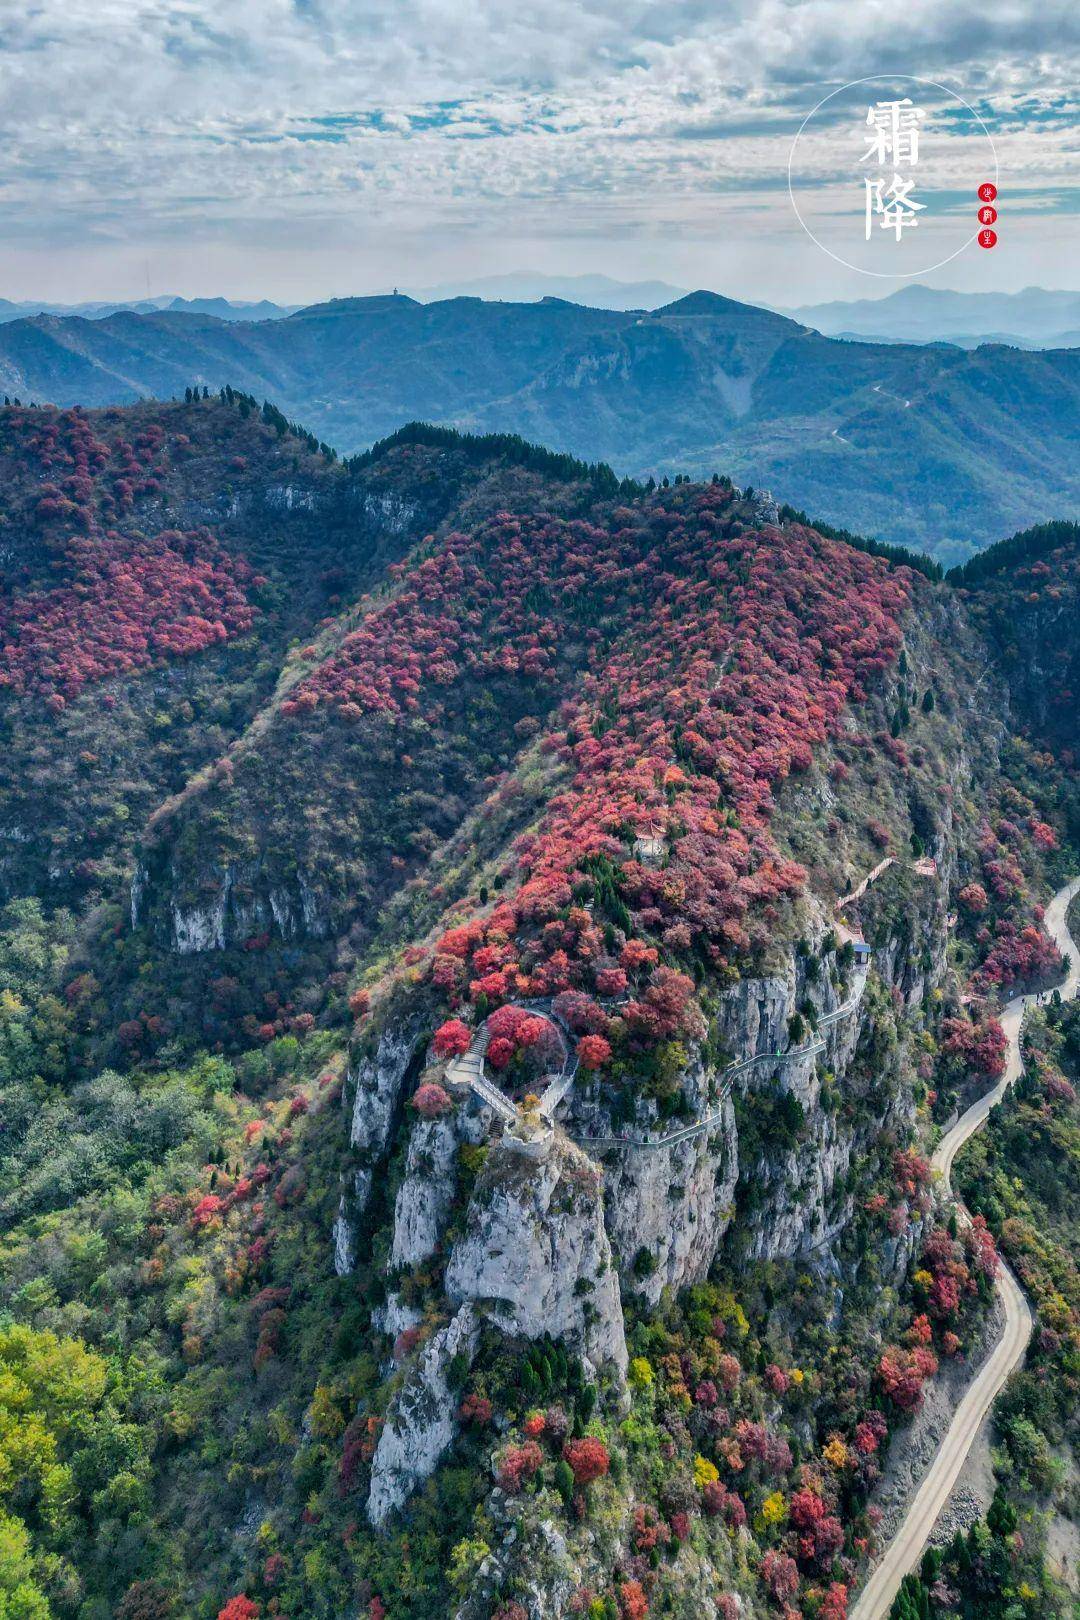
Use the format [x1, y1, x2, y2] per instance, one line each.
[562, 1437, 610, 1486]
[432, 1018, 473, 1057]
[0, 525, 255, 701]
[552, 990, 609, 1034]
[789, 1488, 844, 1568]
[621, 939, 659, 974]
[458, 1392, 493, 1425]
[632, 1504, 668, 1550]
[411, 1082, 453, 1118]
[877, 1344, 939, 1410]
[216, 1600, 260, 1620]
[1044, 1069, 1077, 1104]
[702, 1481, 747, 1527]
[486, 1036, 515, 1070]
[393, 1327, 422, 1360]
[618, 1581, 648, 1620]
[820, 1584, 850, 1620]
[941, 1015, 1007, 1079]
[974, 920, 1062, 992]
[764, 1363, 790, 1396]
[281, 494, 907, 1051]
[577, 1033, 613, 1070]
[965, 1213, 999, 1278]
[497, 1440, 543, 1493]
[906, 1313, 933, 1346]
[191, 1194, 225, 1230]
[760, 1549, 799, 1603]
[854, 1412, 888, 1455]
[716, 1352, 741, 1392]
[892, 1148, 931, 1200]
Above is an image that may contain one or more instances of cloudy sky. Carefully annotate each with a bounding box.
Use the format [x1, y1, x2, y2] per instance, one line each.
[1, 0, 1077, 306]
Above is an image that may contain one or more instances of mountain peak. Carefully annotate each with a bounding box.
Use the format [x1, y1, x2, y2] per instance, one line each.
[289, 293, 421, 319]
[656, 289, 803, 329]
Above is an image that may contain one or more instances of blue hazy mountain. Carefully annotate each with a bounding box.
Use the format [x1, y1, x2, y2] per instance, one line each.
[0, 287, 1076, 565]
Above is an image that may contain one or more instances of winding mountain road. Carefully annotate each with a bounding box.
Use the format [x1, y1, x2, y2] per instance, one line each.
[852, 875, 1080, 1620]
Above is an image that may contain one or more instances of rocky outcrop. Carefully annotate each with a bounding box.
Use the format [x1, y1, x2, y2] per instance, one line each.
[349, 1025, 420, 1161]
[352, 488, 421, 536]
[367, 1302, 480, 1526]
[567, 947, 884, 1295]
[452, 1479, 740, 1620]
[862, 859, 951, 1012]
[331, 1204, 355, 1277]
[578, 1061, 738, 1308]
[332, 1024, 422, 1275]
[444, 1133, 627, 1380]
[390, 1101, 489, 1270]
[131, 852, 332, 954]
[352, 881, 946, 1524]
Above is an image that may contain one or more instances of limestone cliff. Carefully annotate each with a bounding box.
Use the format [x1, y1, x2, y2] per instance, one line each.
[131, 851, 333, 954]
[367, 1303, 480, 1526]
[332, 1023, 422, 1277]
[444, 1132, 627, 1382]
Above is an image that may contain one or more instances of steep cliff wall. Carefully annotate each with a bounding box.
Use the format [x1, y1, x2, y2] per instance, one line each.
[444, 1132, 628, 1381]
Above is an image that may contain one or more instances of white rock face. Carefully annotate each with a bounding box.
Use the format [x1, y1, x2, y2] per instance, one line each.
[349, 1027, 419, 1154]
[372, 1293, 423, 1343]
[444, 1136, 627, 1379]
[714, 970, 792, 1061]
[332, 1026, 421, 1274]
[600, 1089, 738, 1307]
[359, 490, 419, 534]
[367, 1303, 479, 1526]
[130, 861, 148, 931]
[131, 852, 331, 955]
[390, 1104, 488, 1270]
[571, 950, 890, 1281]
[171, 892, 227, 953]
[331, 1198, 355, 1278]
[265, 483, 317, 512]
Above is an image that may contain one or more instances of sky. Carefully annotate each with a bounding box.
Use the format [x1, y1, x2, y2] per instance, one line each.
[1, 0, 1078, 306]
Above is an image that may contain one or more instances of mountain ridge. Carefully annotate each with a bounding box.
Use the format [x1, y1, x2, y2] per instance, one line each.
[0, 292, 1074, 564]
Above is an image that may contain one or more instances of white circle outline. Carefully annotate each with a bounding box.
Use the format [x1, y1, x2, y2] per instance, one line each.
[787, 74, 999, 279]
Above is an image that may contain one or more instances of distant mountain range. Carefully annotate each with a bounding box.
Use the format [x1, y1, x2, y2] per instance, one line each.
[787, 284, 1080, 350]
[403, 272, 689, 309]
[1, 288, 1077, 564]
[0, 276, 687, 324]
[0, 294, 296, 324]
[6, 279, 1080, 344]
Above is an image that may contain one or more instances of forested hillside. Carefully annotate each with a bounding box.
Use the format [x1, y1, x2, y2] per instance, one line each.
[0, 398, 1077, 1620]
[948, 521, 1080, 753]
[0, 293, 1078, 563]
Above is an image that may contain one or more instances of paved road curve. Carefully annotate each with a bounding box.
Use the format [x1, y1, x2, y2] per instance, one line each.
[852, 875, 1080, 1620]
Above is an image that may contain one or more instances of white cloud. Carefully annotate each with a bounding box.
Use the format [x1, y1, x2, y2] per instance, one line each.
[0, 0, 1076, 299]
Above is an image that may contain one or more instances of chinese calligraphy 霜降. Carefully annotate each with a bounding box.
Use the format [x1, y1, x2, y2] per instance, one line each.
[863, 98, 926, 241]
